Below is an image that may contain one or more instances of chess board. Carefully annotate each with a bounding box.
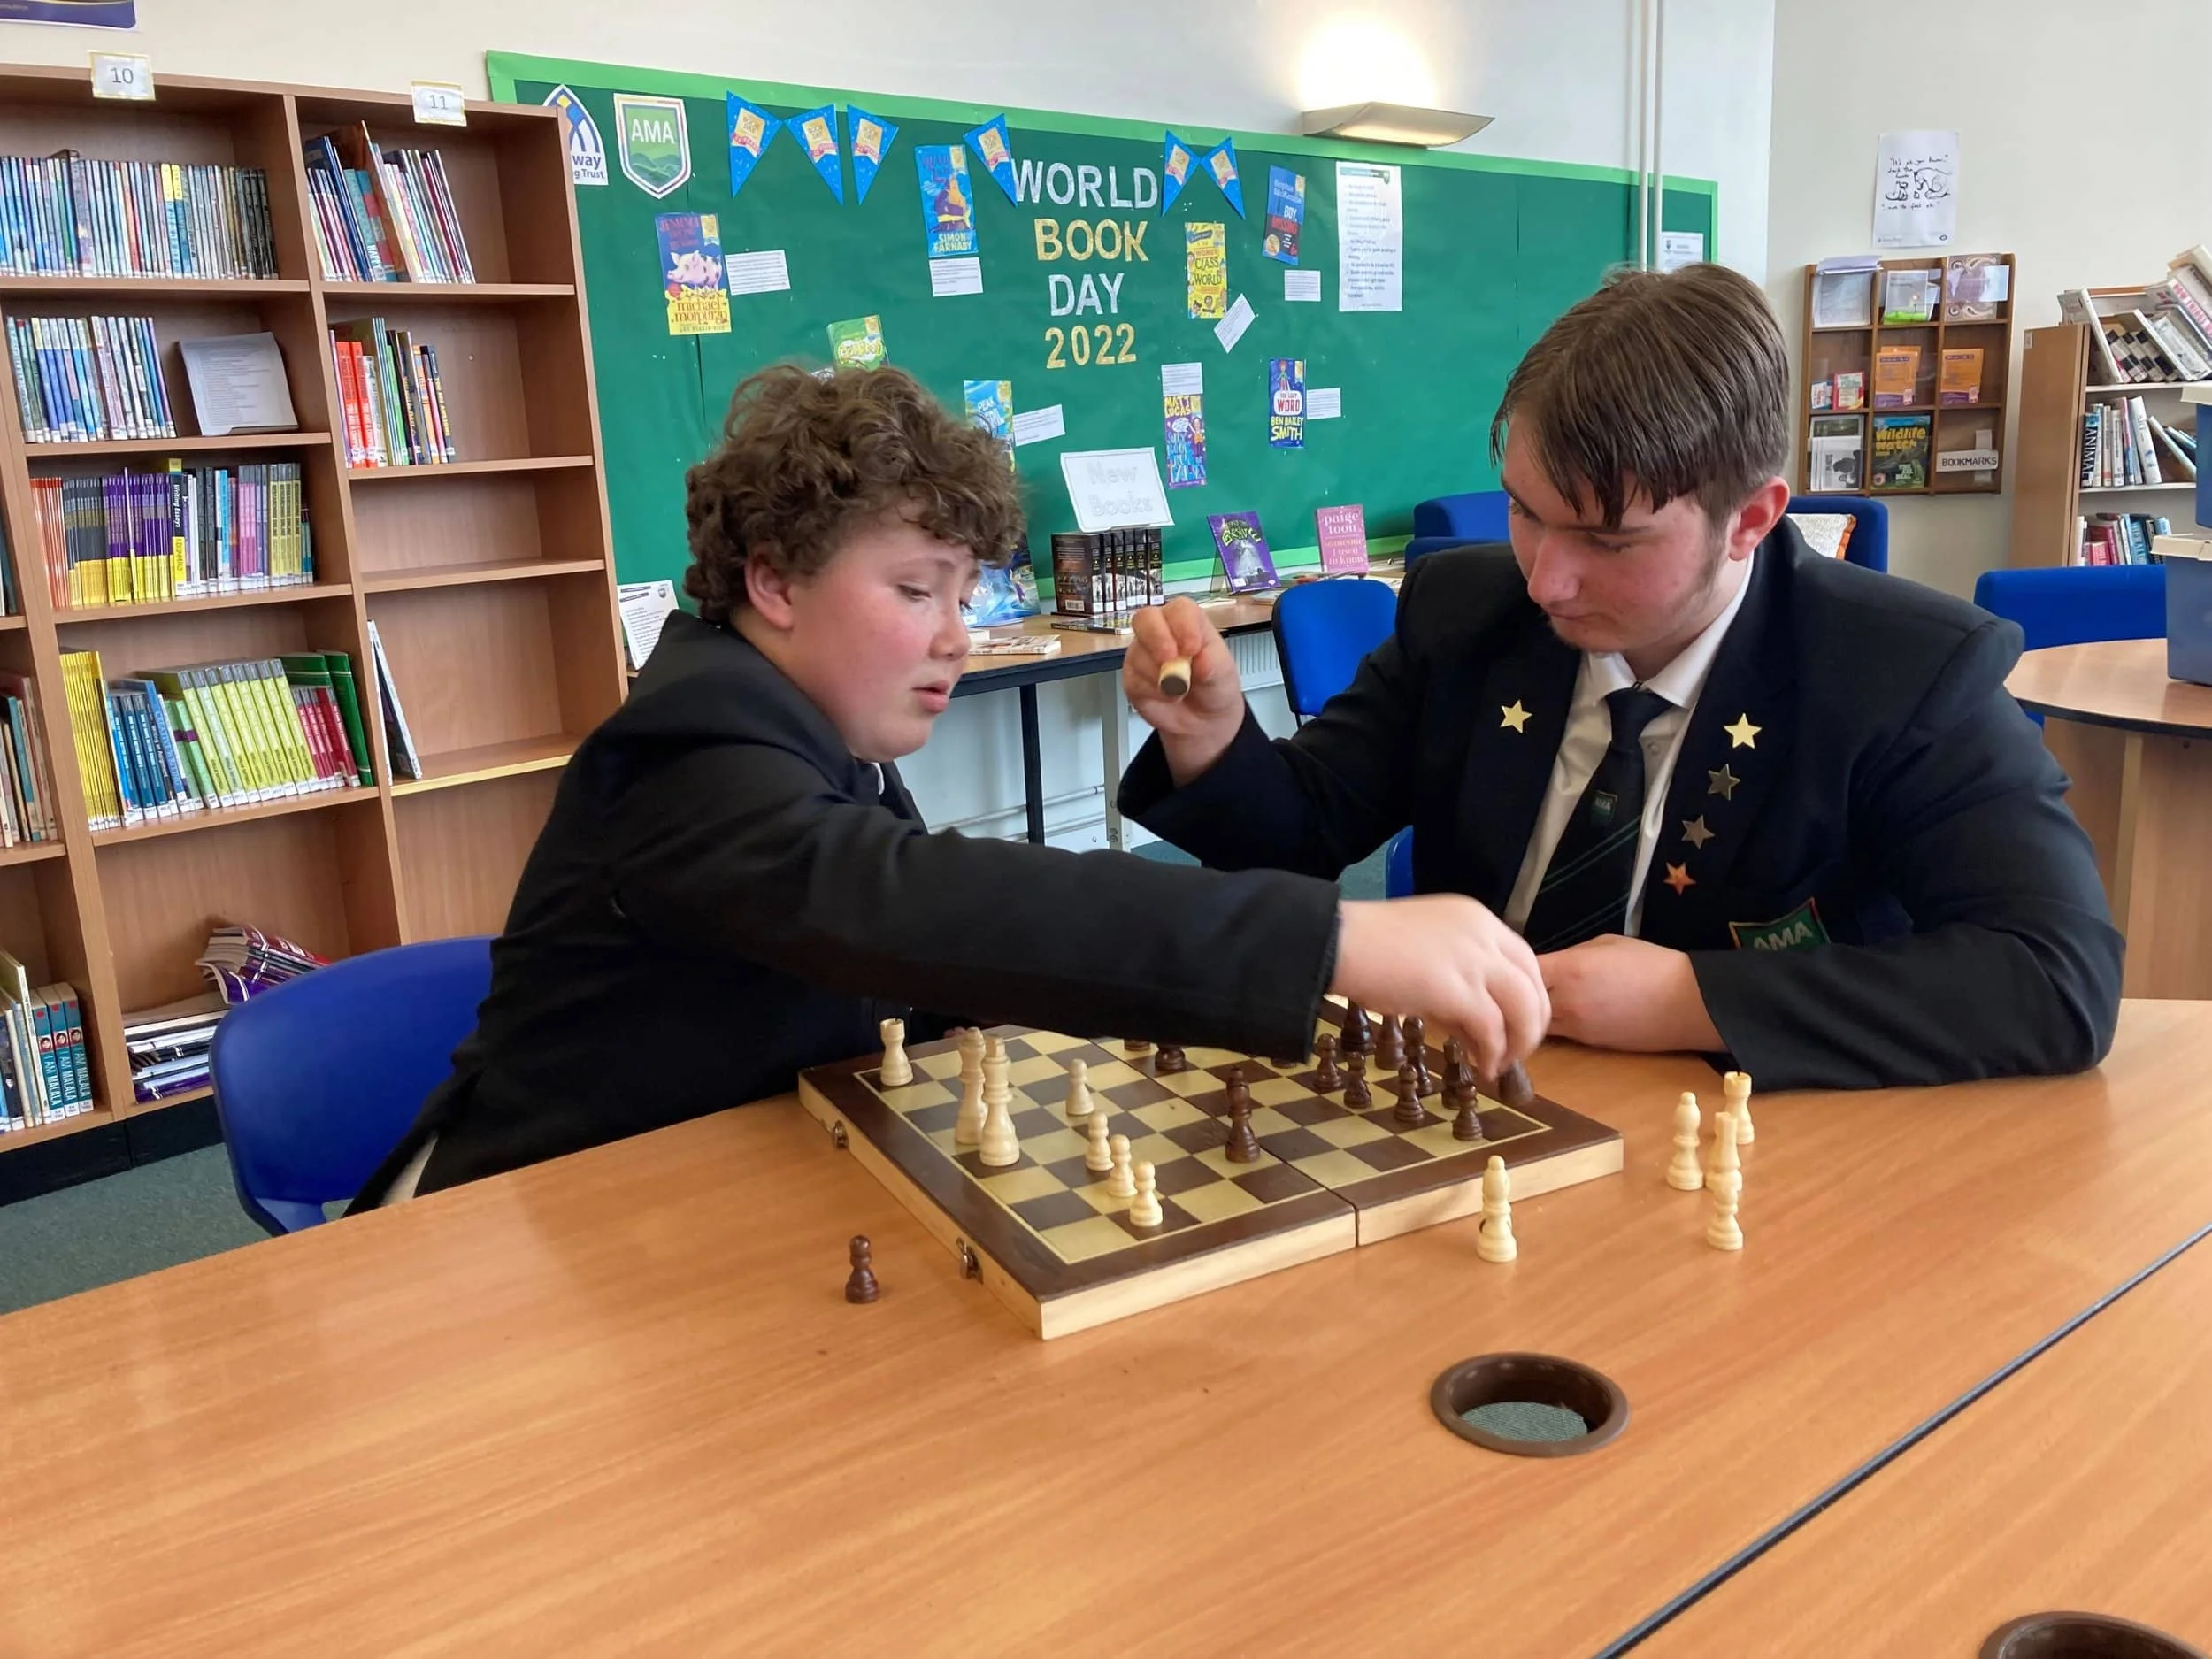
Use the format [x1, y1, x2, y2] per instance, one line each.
[797, 1003, 1623, 1338]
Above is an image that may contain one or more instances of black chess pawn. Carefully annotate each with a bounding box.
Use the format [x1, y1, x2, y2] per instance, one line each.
[1340, 1003, 1373, 1057]
[1223, 1077, 1262, 1163]
[1443, 1035, 1478, 1097]
[1124, 1038, 1153, 1055]
[1312, 1032, 1342, 1093]
[1495, 1061, 1535, 1108]
[844, 1234, 880, 1304]
[1341, 1050, 1371, 1109]
[1376, 1013, 1404, 1071]
[1403, 1014, 1434, 1095]
[1393, 1063, 1425, 1127]
[1448, 1079, 1483, 1141]
[1154, 1042, 1190, 1074]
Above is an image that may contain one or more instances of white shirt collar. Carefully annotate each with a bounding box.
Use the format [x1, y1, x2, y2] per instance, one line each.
[1585, 556, 1755, 710]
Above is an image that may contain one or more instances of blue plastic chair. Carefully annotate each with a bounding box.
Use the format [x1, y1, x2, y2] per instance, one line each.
[1786, 495, 1889, 572]
[209, 936, 494, 1234]
[1384, 827, 1414, 898]
[1972, 565, 2166, 651]
[1271, 577, 1399, 720]
[1405, 489, 1510, 567]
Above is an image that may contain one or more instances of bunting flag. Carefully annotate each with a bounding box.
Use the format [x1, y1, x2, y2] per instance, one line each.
[792, 104, 844, 203]
[1162, 131, 1196, 215]
[725, 93, 782, 199]
[964, 114, 1018, 204]
[1201, 137, 1245, 219]
[847, 105, 899, 204]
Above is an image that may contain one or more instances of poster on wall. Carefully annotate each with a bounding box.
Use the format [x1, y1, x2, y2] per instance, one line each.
[0, 1, 136, 23]
[1872, 129, 1958, 249]
[541, 86, 609, 187]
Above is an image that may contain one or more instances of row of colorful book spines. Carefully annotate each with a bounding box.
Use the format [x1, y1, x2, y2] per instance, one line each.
[2080, 515, 2175, 566]
[28, 468, 311, 610]
[0, 155, 279, 280]
[60, 657, 373, 830]
[330, 335, 457, 466]
[303, 138, 474, 286]
[0, 694, 58, 848]
[0, 986, 94, 1130]
[4, 314, 176, 444]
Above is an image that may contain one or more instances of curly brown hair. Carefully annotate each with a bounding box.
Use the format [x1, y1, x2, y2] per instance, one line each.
[683, 364, 1025, 625]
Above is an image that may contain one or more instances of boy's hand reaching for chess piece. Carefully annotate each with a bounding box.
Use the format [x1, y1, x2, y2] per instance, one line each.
[1333, 895, 1549, 1081]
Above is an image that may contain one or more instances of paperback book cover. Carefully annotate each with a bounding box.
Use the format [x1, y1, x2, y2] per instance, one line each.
[1870, 413, 1932, 490]
[1208, 511, 1278, 593]
[1164, 393, 1207, 488]
[916, 145, 978, 258]
[1315, 503, 1369, 574]
[826, 315, 887, 370]
[1873, 344, 1920, 409]
[1263, 166, 1305, 265]
[1939, 348, 1983, 406]
[654, 212, 731, 337]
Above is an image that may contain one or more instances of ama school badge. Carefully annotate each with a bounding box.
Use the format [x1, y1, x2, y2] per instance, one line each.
[541, 86, 608, 188]
[612, 93, 692, 200]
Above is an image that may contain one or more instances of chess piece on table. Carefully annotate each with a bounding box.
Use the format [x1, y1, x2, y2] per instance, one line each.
[1312, 1033, 1342, 1093]
[1665, 1092, 1705, 1191]
[878, 1018, 912, 1087]
[1085, 1106, 1116, 1172]
[1393, 1063, 1425, 1127]
[1124, 1038, 1153, 1056]
[1064, 1057, 1094, 1125]
[1340, 1003, 1373, 1056]
[1154, 1042, 1190, 1074]
[1129, 1160, 1164, 1227]
[1403, 1015, 1433, 1095]
[1341, 1050, 1371, 1110]
[1442, 1036, 1477, 1098]
[1448, 1077, 1482, 1142]
[953, 1028, 987, 1145]
[1724, 1070, 1755, 1145]
[979, 1037, 1020, 1168]
[1223, 1075, 1262, 1162]
[1476, 1156, 1517, 1263]
[1492, 1062, 1535, 1109]
[1107, 1133, 1137, 1198]
[844, 1235, 880, 1303]
[1376, 1013, 1404, 1071]
[1706, 1109, 1743, 1250]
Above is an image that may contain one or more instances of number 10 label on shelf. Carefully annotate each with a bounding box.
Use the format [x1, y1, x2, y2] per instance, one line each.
[90, 54, 154, 102]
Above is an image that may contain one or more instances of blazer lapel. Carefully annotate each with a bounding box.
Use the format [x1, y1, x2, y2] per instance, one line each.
[1449, 611, 1581, 910]
[1644, 533, 1803, 942]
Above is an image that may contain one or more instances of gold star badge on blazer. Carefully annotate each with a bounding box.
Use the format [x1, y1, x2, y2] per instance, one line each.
[1500, 701, 1531, 732]
[1662, 863, 1695, 895]
[1724, 713, 1761, 749]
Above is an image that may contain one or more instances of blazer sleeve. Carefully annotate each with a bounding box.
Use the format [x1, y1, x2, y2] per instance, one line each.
[1118, 563, 1440, 875]
[607, 741, 1342, 1059]
[1691, 620, 2124, 1090]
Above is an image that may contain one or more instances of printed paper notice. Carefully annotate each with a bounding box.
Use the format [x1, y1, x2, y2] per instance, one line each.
[1307, 388, 1342, 419]
[617, 580, 680, 672]
[1011, 405, 1065, 446]
[726, 249, 791, 295]
[1659, 231, 1704, 272]
[1284, 268, 1321, 303]
[1337, 161, 1402, 312]
[1214, 292, 1255, 352]
[1060, 449, 1173, 533]
[929, 256, 984, 296]
[1873, 130, 1959, 249]
[1161, 361, 1204, 396]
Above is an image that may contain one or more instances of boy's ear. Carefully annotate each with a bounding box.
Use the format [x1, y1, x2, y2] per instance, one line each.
[744, 549, 800, 629]
[1727, 476, 1791, 558]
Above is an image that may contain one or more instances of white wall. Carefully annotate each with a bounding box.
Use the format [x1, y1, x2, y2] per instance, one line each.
[1, 0, 1776, 846]
[1766, 0, 2212, 598]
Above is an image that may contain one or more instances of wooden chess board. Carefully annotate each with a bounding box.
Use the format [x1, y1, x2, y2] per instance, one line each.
[796, 1003, 1623, 1338]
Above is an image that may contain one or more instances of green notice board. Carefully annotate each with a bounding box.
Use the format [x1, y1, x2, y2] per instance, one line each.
[488, 52, 1717, 588]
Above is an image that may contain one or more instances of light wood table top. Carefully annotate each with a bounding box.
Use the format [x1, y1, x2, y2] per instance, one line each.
[8, 1003, 2212, 1655]
[2007, 638, 2212, 736]
[1638, 1233, 2212, 1656]
[959, 580, 1394, 680]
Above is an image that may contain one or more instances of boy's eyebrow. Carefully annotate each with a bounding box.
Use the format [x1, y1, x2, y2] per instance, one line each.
[1501, 480, 1653, 539]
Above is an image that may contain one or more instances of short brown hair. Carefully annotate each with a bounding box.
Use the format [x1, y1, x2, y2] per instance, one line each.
[1490, 263, 1789, 530]
[684, 364, 1025, 625]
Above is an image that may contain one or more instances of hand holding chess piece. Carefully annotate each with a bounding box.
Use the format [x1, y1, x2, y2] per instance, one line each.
[1328, 895, 1548, 1083]
[1124, 597, 1244, 782]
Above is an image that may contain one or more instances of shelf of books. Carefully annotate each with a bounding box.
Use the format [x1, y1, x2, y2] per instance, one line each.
[1799, 252, 2016, 499]
[0, 65, 622, 1148]
[2007, 255, 2211, 569]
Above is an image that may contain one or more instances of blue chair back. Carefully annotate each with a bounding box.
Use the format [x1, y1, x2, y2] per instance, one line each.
[1272, 577, 1399, 718]
[1786, 495, 1889, 572]
[1972, 565, 2166, 651]
[1384, 827, 1414, 898]
[1406, 489, 1510, 568]
[210, 935, 494, 1234]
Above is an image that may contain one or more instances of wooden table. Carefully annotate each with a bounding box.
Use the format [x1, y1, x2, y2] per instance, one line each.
[1637, 1233, 2212, 1656]
[2008, 638, 2212, 997]
[8, 1003, 2212, 1655]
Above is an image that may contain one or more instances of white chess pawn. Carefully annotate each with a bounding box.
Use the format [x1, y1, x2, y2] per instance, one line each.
[878, 1017, 912, 1087]
[953, 1028, 987, 1145]
[1064, 1057, 1094, 1124]
[1724, 1070, 1755, 1145]
[1665, 1091, 1705, 1191]
[979, 1038, 1020, 1168]
[1085, 1106, 1115, 1172]
[1707, 1109, 1743, 1251]
[1107, 1132, 1136, 1198]
[1128, 1159, 1164, 1227]
[1476, 1154, 1517, 1263]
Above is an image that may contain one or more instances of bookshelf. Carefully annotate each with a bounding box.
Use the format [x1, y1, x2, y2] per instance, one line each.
[0, 65, 622, 1156]
[2009, 311, 2206, 568]
[1797, 253, 2016, 498]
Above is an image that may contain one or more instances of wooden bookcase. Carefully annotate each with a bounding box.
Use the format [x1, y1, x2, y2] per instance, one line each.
[2008, 311, 2207, 568]
[0, 65, 622, 1156]
[1798, 253, 2016, 498]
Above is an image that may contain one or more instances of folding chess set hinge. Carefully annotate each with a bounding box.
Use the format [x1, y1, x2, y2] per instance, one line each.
[956, 1240, 980, 1280]
[829, 1120, 849, 1150]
